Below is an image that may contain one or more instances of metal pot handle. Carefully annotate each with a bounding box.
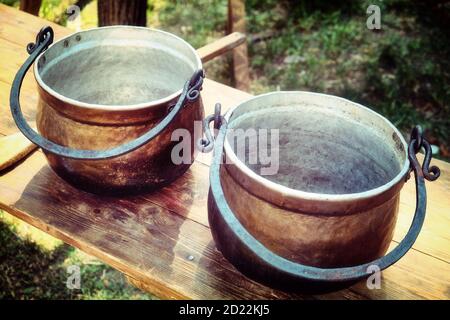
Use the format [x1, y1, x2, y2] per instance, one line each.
[207, 106, 440, 282]
[10, 26, 204, 160]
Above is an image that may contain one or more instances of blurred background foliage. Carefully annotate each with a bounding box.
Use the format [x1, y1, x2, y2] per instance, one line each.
[0, 0, 449, 299]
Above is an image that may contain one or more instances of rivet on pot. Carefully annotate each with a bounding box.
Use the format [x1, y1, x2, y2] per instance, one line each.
[167, 103, 176, 114]
[63, 40, 69, 47]
[75, 35, 81, 41]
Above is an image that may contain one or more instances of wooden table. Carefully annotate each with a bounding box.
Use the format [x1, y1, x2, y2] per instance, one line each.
[1, 4, 449, 300]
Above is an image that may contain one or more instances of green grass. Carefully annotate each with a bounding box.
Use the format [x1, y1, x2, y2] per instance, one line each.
[0, 0, 448, 300]
[4, 0, 447, 153]
[153, 0, 450, 157]
[0, 210, 152, 300]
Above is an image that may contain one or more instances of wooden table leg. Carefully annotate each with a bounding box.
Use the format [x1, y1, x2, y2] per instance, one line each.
[228, 0, 250, 92]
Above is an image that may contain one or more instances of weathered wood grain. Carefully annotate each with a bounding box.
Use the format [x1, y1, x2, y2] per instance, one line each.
[1, 149, 449, 300]
[197, 32, 246, 63]
[0, 4, 70, 136]
[0, 3, 251, 167]
[0, 151, 312, 300]
[0, 3, 449, 300]
[0, 129, 37, 171]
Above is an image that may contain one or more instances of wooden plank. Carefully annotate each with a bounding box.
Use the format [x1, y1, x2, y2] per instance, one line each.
[1, 3, 449, 300]
[197, 32, 246, 63]
[393, 172, 450, 263]
[227, 0, 250, 91]
[0, 151, 314, 300]
[0, 4, 69, 45]
[155, 153, 450, 266]
[348, 241, 450, 300]
[0, 130, 37, 171]
[2, 67, 448, 295]
[0, 4, 70, 136]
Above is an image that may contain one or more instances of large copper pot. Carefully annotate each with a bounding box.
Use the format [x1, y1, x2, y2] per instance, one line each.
[11, 26, 204, 194]
[204, 92, 440, 290]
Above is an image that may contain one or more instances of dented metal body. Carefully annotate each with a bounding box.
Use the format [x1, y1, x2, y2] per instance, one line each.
[206, 92, 439, 289]
[11, 26, 204, 194]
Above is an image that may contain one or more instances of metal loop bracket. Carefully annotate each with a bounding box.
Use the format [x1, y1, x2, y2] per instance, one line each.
[197, 103, 225, 153]
[410, 125, 423, 154]
[186, 69, 204, 102]
[27, 26, 54, 54]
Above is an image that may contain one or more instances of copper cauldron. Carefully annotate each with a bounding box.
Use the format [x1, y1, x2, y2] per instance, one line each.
[10, 26, 204, 194]
[202, 92, 441, 290]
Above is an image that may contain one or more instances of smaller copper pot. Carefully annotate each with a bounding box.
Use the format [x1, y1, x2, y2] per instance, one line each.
[203, 92, 440, 289]
[10, 26, 204, 194]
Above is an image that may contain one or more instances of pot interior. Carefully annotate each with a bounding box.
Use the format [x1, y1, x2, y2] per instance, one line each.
[226, 92, 407, 195]
[36, 27, 200, 106]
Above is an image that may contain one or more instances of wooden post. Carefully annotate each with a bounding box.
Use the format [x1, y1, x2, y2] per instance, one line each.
[227, 0, 250, 91]
[19, 0, 42, 16]
[98, 0, 147, 26]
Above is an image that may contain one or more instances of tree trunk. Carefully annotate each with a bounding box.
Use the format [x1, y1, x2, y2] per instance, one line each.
[20, 0, 42, 16]
[75, 0, 93, 12]
[98, 0, 147, 27]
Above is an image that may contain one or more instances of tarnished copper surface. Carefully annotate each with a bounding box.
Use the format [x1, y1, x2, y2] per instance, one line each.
[216, 91, 409, 268]
[32, 27, 203, 194]
[37, 97, 203, 193]
[220, 164, 398, 268]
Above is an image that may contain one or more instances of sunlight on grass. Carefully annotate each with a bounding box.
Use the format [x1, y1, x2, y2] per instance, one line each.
[0, 209, 152, 299]
[0, 210, 61, 251]
[76, 0, 97, 30]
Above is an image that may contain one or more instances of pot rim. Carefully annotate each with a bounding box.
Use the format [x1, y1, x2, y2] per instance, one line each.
[33, 26, 202, 111]
[223, 91, 410, 203]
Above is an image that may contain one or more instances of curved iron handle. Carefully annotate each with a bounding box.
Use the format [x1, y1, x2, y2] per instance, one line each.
[10, 26, 204, 160]
[209, 120, 440, 282]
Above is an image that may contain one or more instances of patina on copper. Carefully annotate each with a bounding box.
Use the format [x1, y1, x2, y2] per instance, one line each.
[204, 92, 440, 290]
[10, 26, 204, 194]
